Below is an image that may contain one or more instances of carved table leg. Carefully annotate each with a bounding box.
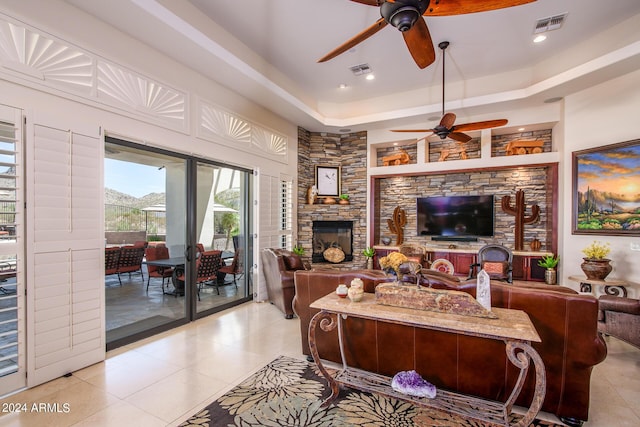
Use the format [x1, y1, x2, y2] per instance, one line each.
[579, 282, 592, 293]
[503, 340, 546, 427]
[308, 310, 340, 406]
[603, 285, 627, 298]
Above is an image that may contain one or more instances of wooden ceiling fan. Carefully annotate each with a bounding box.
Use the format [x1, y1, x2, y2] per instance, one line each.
[391, 41, 508, 143]
[318, 0, 536, 69]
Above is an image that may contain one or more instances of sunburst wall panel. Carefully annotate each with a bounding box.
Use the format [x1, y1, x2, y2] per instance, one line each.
[199, 101, 287, 163]
[97, 61, 186, 128]
[0, 20, 93, 95]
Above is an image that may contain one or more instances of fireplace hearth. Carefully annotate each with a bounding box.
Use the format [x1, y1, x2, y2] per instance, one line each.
[312, 221, 353, 263]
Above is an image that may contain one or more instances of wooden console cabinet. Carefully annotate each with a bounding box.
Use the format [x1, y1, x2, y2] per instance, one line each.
[374, 245, 549, 282]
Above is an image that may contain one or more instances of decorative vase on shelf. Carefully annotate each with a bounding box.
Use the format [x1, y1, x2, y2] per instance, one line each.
[580, 258, 612, 280]
[530, 238, 541, 252]
[366, 258, 373, 270]
[545, 268, 557, 285]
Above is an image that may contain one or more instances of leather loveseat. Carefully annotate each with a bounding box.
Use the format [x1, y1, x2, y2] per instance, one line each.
[261, 248, 306, 319]
[293, 269, 607, 426]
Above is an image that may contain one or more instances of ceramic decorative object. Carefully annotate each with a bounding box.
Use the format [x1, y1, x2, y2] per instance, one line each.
[530, 238, 541, 252]
[580, 258, 612, 280]
[381, 237, 392, 245]
[336, 284, 348, 298]
[323, 197, 337, 205]
[348, 279, 364, 302]
[366, 258, 374, 270]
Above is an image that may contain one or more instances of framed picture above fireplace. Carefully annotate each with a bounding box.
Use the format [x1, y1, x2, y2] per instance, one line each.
[315, 165, 341, 197]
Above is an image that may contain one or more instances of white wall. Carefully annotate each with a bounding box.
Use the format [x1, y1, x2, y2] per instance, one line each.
[561, 69, 640, 296]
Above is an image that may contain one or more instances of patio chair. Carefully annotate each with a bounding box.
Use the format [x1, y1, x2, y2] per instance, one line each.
[105, 246, 122, 285]
[145, 245, 173, 292]
[117, 246, 146, 284]
[176, 250, 223, 299]
[219, 249, 243, 286]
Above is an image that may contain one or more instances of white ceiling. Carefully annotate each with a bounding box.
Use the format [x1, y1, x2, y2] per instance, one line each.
[67, 0, 640, 133]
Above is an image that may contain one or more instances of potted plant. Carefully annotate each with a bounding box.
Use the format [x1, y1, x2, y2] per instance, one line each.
[362, 247, 375, 269]
[292, 245, 305, 256]
[580, 241, 612, 280]
[339, 194, 350, 205]
[537, 254, 559, 285]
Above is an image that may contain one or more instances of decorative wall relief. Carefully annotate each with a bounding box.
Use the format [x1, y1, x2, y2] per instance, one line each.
[387, 206, 407, 245]
[501, 189, 540, 251]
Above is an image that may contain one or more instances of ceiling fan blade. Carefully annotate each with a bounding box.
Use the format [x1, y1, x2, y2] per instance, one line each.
[440, 112, 456, 129]
[402, 18, 435, 69]
[391, 128, 435, 133]
[317, 18, 388, 63]
[424, 0, 536, 17]
[349, 0, 384, 5]
[452, 119, 508, 132]
[448, 132, 473, 143]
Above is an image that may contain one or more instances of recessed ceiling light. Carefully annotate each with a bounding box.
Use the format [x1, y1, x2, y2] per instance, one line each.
[365, 74, 375, 81]
[533, 34, 547, 43]
[393, 142, 399, 146]
[339, 83, 347, 89]
[518, 127, 525, 132]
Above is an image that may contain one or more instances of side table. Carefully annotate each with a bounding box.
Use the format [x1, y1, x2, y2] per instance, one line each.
[568, 275, 638, 297]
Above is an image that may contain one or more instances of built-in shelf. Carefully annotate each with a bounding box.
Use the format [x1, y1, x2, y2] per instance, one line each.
[369, 151, 560, 176]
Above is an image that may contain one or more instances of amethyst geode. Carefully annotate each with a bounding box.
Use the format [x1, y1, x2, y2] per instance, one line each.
[391, 370, 437, 398]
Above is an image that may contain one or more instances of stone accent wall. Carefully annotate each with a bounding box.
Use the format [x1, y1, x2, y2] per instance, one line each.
[298, 128, 369, 269]
[376, 145, 418, 166]
[375, 129, 552, 164]
[375, 167, 552, 252]
[429, 137, 480, 162]
[492, 129, 552, 157]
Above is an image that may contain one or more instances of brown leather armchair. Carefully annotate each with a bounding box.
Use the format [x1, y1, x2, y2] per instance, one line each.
[598, 295, 640, 349]
[261, 248, 306, 319]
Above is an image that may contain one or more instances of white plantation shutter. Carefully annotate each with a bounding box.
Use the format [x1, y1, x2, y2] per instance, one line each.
[27, 121, 104, 386]
[256, 171, 293, 301]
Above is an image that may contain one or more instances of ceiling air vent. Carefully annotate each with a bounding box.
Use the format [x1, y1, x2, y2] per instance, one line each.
[533, 13, 568, 34]
[349, 63, 372, 76]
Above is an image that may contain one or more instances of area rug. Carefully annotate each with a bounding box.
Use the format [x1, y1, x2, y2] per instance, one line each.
[179, 355, 563, 427]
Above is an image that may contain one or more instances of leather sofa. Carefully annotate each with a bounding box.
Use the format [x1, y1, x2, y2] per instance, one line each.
[261, 248, 306, 319]
[293, 269, 607, 426]
[598, 294, 640, 349]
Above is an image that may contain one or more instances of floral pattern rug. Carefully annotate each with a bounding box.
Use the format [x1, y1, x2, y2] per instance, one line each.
[179, 355, 563, 427]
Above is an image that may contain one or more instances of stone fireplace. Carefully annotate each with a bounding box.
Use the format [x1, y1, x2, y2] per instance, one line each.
[312, 220, 353, 263]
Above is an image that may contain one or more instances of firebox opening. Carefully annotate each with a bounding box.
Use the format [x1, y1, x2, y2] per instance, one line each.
[312, 220, 353, 263]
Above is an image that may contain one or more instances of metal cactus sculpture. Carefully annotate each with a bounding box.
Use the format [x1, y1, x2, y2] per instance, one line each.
[387, 206, 407, 245]
[501, 189, 540, 251]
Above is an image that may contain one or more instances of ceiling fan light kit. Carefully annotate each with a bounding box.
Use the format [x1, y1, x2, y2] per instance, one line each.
[380, 1, 428, 32]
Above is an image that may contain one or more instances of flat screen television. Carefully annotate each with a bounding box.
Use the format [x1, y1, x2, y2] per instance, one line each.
[417, 195, 494, 238]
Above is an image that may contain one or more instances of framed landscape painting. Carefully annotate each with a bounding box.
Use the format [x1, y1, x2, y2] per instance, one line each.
[572, 139, 640, 235]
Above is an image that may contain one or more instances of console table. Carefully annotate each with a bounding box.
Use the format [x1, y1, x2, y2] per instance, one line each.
[568, 275, 638, 297]
[308, 292, 546, 427]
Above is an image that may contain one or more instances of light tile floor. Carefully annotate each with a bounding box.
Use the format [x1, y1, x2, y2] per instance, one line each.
[0, 301, 638, 426]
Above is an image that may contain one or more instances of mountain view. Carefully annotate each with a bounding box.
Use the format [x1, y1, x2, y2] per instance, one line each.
[105, 188, 165, 208]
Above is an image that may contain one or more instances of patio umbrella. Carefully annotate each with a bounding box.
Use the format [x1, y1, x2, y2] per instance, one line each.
[142, 204, 166, 212]
[212, 203, 237, 213]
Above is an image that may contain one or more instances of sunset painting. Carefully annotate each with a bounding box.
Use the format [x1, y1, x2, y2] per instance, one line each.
[573, 139, 640, 235]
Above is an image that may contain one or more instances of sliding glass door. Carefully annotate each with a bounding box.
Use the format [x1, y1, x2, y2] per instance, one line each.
[104, 137, 253, 348]
[104, 139, 188, 348]
[193, 161, 252, 316]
